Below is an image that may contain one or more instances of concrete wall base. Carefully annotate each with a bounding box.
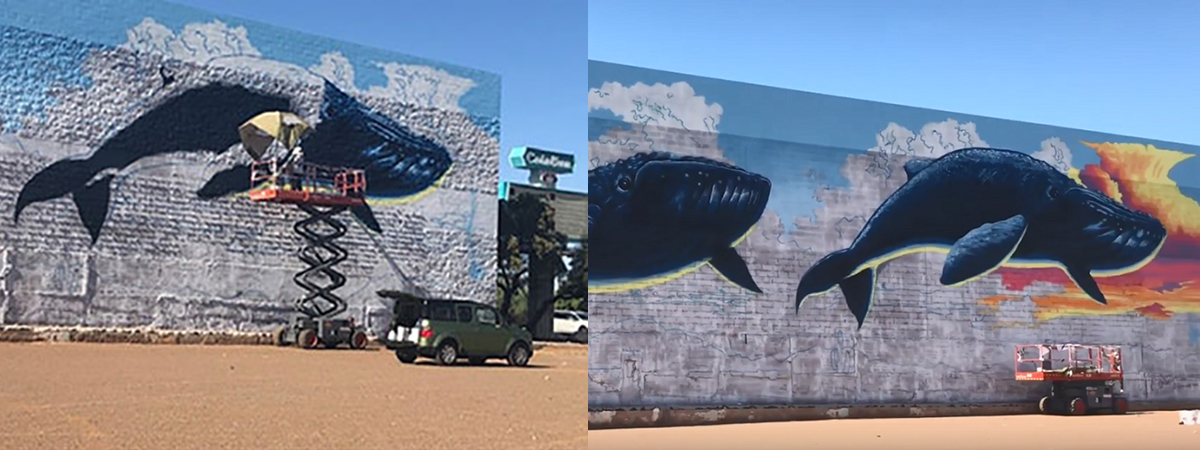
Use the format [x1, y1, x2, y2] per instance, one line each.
[588, 402, 1200, 430]
[0, 325, 274, 346]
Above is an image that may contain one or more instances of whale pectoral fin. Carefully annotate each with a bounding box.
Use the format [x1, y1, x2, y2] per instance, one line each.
[903, 158, 934, 179]
[708, 247, 762, 294]
[196, 164, 251, 199]
[350, 204, 383, 233]
[940, 215, 1028, 286]
[1064, 264, 1107, 305]
[839, 267, 877, 329]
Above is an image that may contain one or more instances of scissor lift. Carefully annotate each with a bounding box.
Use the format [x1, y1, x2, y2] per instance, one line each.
[1015, 344, 1129, 415]
[251, 159, 370, 350]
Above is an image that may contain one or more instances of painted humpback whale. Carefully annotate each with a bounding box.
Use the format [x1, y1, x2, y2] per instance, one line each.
[14, 80, 452, 244]
[794, 147, 1166, 328]
[589, 152, 772, 294]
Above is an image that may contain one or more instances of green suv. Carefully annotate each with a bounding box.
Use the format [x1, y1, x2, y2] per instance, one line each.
[379, 291, 533, 367]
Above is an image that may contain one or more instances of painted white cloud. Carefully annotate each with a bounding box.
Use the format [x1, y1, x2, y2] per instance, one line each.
[121, 18, 473, 112]
[308, 51, 357, 90]
[1030, 137, 1075, 173]
[869, 119, 988, 158]
[363, 63, 474, 113]
[587, 81, 727, 169]
[589, 81, 723, 133]
[123, 18, 261, 62]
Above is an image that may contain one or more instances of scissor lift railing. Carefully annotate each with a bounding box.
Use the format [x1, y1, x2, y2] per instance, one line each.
[1014, 344, 1124, 382]
[249, 159, 366, 207]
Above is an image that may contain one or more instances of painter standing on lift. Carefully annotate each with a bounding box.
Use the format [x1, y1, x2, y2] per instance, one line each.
[264, 138, 306, 190]
[239, 111, 311, 191]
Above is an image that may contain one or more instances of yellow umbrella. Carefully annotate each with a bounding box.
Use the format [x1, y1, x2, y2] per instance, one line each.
[238, 111, 311, 161]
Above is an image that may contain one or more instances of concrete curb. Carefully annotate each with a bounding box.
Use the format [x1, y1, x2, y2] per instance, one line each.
[0, 325, 275, 346]
[587, 401, 1200, 430]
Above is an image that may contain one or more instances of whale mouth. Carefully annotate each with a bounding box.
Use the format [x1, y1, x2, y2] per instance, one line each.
[632, 160, 771, 229]
[1069, 187, 1166, 263]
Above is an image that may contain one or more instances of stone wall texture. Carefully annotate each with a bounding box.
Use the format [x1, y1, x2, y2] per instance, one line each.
[0, 0, 500, 336]
[587, 60, 1200, 408]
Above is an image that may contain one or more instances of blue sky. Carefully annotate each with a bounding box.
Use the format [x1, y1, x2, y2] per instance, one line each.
[172, 0, 587, 192]
[589, 0, 1200, 147]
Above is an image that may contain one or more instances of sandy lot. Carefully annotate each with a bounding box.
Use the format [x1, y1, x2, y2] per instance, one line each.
[589, 411, 1200, 450]
[0, 342, 586, 450]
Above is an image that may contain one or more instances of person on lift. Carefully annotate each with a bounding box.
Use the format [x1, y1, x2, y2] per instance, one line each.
[238, 111, 312, 191]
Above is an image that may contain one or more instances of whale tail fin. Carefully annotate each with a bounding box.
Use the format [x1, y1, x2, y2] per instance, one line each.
[795, 249, 877, 328]
[838, 268, 877, 329]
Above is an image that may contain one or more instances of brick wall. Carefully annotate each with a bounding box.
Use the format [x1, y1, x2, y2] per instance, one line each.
[0, 1, 499, 336]
[588, 114, 1200, 408]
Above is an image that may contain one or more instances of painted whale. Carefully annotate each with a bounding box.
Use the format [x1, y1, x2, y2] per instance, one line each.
[589, 151, 772, 293]
[794, 147, 1166, 328]
[14, 80, 452, 244]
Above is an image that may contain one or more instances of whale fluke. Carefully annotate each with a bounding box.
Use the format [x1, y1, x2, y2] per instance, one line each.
[839, 267, 876, 329]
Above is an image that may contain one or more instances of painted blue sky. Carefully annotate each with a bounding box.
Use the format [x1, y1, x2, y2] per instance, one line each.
[1, 0, 587, 192]
[589, 1, 1200, 228]
[589, 0, 1200, 147]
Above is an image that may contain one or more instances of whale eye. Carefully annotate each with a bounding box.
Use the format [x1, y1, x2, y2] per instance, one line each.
[616, 176, 632, 192]
[1047, 186, 1062, 199]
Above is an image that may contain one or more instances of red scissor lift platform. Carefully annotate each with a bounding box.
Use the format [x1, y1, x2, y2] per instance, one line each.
[248, 159, 366, 207]
[1014, 344, 1129, 415]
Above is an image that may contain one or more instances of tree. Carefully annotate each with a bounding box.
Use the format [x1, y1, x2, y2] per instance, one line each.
[496, 193, 566, 328]
[555, 242, 587, 311]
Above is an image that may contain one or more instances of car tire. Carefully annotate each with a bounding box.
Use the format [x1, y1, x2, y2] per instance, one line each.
[507, 341, 531, 367]
[573, 327, 588, 344]
[436, 341, 458, 366]
[395, 349, 417, 364]
[349, 330, 368, 350]
[298, 329, 319, 350]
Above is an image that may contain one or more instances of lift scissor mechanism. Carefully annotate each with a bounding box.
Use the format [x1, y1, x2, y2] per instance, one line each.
[239, 111, 369, 350]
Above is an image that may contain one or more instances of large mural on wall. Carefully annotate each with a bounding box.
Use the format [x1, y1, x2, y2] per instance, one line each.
[0, 0, 498, 331]
[15, 79, 453, 244]
[796, 147, 1166, 328]
[588, 151, 771, 294]
[587, 60, 1200, 408]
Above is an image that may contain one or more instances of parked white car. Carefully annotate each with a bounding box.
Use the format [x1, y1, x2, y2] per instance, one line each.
[552, 310, 588, 343]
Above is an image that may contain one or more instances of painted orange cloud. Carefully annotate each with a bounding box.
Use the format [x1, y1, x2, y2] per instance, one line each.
[982, 142, 1200, 321]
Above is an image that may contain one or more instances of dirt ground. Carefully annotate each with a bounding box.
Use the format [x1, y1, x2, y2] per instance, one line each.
[0, 342, 586, 450]
[589, 411, 1200, 450]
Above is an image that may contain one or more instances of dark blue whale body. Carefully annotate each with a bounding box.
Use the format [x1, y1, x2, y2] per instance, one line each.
[13, 80, 452, 243]
[589, 152, 772, 293]
[795, 147, 1167, 328]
